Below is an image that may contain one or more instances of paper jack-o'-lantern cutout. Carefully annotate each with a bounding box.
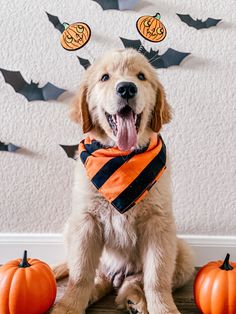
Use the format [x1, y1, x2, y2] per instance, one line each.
[136, 13, 167, 43]
[60, 22, 91, 51]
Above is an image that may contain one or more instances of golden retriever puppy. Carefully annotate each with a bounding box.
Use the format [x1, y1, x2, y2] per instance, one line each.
[52, 49, 194, 314]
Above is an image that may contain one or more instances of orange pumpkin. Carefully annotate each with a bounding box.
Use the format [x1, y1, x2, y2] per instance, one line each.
[136, 13, 167, 43]
[60, 21, 91, 51]
[194, 253, 236, 314]
[0, 250, 57, 314]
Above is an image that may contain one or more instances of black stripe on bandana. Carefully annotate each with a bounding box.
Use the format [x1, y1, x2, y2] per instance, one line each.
[80, 140, 103, 164]
[91, 152, 135, 189]
[111, 141, 166, 213]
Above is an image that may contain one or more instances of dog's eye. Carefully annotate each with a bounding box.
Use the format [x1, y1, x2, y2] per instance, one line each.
[101, 74, 110, 82]
[137, 72, 146, 81]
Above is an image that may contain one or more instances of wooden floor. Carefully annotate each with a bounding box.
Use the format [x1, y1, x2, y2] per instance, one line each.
[56, 273, 201, 314]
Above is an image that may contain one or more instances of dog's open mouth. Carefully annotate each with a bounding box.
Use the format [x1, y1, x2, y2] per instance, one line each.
[105, 106, 142, 151]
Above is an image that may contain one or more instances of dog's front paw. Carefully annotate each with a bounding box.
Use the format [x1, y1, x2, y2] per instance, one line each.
[116, 290, 148, 314]
[50, 301, 85, 314]
[127, 297, 148, 314]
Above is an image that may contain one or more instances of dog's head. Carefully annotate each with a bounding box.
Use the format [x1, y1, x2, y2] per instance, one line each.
[71, 49, 171, 150]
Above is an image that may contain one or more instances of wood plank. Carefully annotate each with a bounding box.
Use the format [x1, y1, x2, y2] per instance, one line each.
[56, 271, 201, 313]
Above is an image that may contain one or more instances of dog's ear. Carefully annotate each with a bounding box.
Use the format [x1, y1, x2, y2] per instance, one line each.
[150, 84, 172, 133]
[70, 82, 93, 133]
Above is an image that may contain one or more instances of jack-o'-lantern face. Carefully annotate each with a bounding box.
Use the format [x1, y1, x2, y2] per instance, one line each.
[60, 22, 91, 51]
[136, 13, 167, 43]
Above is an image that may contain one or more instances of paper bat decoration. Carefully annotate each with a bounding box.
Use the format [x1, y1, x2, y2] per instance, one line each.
[0, 142, 20, 152]
[120, 38, 190, 68]
[177, 14, 222, 30]
[60, 144, 79, 160]
[77, 56, 91, 70]
[0, 68, 66, 101]
[92, 0, 139, 10]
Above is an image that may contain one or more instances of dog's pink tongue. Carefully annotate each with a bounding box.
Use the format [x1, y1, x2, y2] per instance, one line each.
[116, 112, 137, 151]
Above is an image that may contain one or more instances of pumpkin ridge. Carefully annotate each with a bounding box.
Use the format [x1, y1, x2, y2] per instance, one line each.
[199, 267, 219, 313]
[228, 270, 236, 314]
[0, 267, 16, 314]
[194, 266, 211, 309]
[36, 267, 55, 312]
[38, 264, 56, 304]
[28, 266, 53, 313]
[9, 267, 28, 313]
[210, 268, 221, 313]
[213, 269, 231, 313]
[28, 267, 46, 313]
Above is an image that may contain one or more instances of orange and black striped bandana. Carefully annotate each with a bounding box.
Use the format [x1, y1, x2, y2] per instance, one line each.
[78, 135, 166, 214]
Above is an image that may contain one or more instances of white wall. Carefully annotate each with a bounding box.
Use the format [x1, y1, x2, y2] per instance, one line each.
[0, 0, 235, 236]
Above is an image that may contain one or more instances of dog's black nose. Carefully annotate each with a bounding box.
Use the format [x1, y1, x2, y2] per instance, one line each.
[116, 82, 137, 99]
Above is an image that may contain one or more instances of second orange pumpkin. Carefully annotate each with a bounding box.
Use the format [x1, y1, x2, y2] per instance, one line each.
[194, 253, 236, 314]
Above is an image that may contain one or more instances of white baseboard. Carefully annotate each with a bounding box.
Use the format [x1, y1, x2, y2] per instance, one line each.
[0, 233, 236, 266]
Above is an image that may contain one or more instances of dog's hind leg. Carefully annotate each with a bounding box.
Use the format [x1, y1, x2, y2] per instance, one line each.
[51, 262, 69, 281]
[115, 273, 148, 314]
[172, 238, 195, 290]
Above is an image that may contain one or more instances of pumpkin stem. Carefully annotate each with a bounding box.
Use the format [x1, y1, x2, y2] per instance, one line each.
[63, 22, 69, 29]
[18, 250, 31, 268]
[154, 13, 161, 20]
[219, 253, 233, 271]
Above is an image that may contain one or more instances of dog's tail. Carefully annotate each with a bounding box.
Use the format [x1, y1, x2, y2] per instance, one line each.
[51, 262, 69, 281]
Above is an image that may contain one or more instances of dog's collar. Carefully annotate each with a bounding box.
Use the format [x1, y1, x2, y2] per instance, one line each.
[78, 134, 166, 213]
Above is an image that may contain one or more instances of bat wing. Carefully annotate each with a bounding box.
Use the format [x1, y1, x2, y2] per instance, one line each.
[19, 81, 44, 101]
[145, 49, 165, 68]
[205, 17, 222, 28]
[118, 0, 139, 10]
[0, 68, 28, 93]
[7, 143, 20, 152]
[46, 12, 65, 33]
[0, 68, 42, 101]
[120, 38, 163, 66]
[177, 13, 205, 30]
[120, 38, 189, 69]
[42, 82, 66, 101]
[160, 48, 190, 68]
[92, 0, 119, 10]
[77, 56, 91, 70]
[177, 13, 221, 30]
[0, 142, 20, 152]
[60, 144, 79, 160]
[120, 37, 145, 52]
[0, 141, 8, 151]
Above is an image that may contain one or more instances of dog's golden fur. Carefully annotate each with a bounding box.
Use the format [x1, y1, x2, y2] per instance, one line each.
[52, 49, 194, 314]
